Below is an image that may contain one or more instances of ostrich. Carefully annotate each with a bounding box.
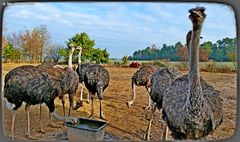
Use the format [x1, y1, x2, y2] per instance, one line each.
[36, 44, 79, 129]
[4, 65, 77, 139]
[74, 64, 110, 120]
[75, 45, 91, 103]
[143, 67, 182, 140]
[45, 43, 79, 116]
[126, 65, 158, 110]
[76, 63, 91, 102]
[37, 66, 79, 128]
[162, 7, 223, 140]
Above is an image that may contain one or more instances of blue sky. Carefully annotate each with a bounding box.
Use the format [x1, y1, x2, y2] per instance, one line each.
[3, 2, 236, 58]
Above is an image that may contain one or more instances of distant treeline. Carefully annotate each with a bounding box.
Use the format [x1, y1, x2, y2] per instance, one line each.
[2, 25, 110, 64]
[129, 37, 237, 62]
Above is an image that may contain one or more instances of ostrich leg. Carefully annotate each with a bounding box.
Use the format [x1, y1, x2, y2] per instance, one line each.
[86, 85, 90, 103]
[127, 83, 136, 108]
[25, 104, 31, 137]
[48, 112, 60, 128]
[162, 123, 170, 140]
[80, 84, 84, 101]
[143, 102, 157, 140]
[10, 110, 16, 140]
[100, 99, 105, 120]
[49, 112, 52, 126]
[39, 104, 45, 133]
[88, 92, 94, 118]
[144, 87, 152, 110]
[61, 99, 66, 116]
[25, 104, 36, 139]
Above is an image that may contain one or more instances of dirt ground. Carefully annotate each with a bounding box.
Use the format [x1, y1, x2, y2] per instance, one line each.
[1, 64, 237, 141]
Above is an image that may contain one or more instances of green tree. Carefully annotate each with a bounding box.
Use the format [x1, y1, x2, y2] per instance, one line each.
[58, 48, 69, 63]
[122, 55, 129, 64]
[201, 41, 212, 54]
[175, 41, 183, 50]
[65, 32, 110, 64]
[90, 48, 109, 64]
[66, 32, 95, 62]
[44, 44, 63, 62]
[3, 43, 20, 62]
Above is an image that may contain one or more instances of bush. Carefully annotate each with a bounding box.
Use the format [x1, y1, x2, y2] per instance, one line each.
[201, 61, 235, 73]
[113, 61, 121, 66]
[129, 62, 140, 68]
[203, 60, 217, 72]
[141, 60, 168, 67]
[175, 62, 188, 71]
[152, 60, 167, 67]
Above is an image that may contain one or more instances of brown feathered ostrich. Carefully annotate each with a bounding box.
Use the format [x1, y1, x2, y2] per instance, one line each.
[126, 65, 158, 109]
[143, 67, 181, 140]
[35, 44, 79, 131]
[4, 65, 77, 140]
[162, 7, 223, 140]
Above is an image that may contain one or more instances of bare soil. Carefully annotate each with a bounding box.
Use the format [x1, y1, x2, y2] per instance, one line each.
[1, 64, 237, 141]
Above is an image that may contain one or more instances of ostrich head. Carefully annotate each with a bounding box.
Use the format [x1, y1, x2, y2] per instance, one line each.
[73, 100, 85, 110]
[189, 7, 206, 30]
[76, 46, 82, 51]
[68, 43, 75, 54]
[97, 81, 104, 100]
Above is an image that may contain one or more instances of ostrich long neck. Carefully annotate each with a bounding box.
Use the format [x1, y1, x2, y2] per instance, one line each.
[78, 48, 82, 65]
[68, 48, 75, 69]
[186, 31, 192, 69]
[188, 23, 203, 113]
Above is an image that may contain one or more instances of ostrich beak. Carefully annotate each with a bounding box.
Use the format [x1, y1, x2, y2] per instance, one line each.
[192, 11, 203, 18]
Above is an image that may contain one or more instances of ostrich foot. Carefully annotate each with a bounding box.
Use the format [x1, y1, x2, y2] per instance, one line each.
[48, 123, 61, 128]
[126, 101, 133, 108]
[100, 114, 106, 120]
[88, 114, 93, 119]
[38, 128, 45, 134]
[25, 134, 38, 140]
[9, 135, 14, 140]
[143, 132, 150, 140]
[144, 105, 151, 110]
[86, 100, 90, 104]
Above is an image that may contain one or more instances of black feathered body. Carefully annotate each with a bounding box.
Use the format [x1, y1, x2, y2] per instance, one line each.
[76, 63, 92, 83]
[162, 75, 223, 139]
[84, 64, 109, 100]
[150, 67, 181, 109]
[36, 63, 57, 69]
[132, 65, 158, 88]
[37, 64, 79, 107]
[4, 65, 62, 112]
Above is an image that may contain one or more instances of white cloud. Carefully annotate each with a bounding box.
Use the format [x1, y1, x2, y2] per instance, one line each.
[3, 2, 236, 58]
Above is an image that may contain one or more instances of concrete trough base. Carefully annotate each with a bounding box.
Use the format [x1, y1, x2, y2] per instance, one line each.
[65, 117, 108, 141]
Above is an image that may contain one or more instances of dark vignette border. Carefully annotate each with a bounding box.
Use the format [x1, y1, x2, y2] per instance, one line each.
[0, 0, 239, 142]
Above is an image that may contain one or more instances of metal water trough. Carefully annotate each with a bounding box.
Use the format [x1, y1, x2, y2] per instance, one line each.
[65, 117, 108, 141]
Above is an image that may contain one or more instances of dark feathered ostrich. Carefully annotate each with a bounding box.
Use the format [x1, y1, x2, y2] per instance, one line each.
[37, 65, 79, 127]
[76, 63, 91, 101]
[37, 45, 79, 117]
[75, 46, 91, 103]
[162, 7, 223, 140]
[4, 65, 77, 140]
[143, 67, 181, 140]
[35, 44, 79, 130]
[126, 65, 158, 110]
[74, 64, 110, 120]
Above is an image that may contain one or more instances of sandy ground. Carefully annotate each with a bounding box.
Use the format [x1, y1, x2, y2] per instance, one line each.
[1, 64, 237, 141]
